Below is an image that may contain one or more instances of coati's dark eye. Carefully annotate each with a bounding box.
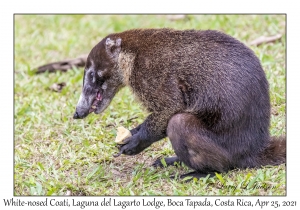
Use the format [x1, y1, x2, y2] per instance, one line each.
[90, 72, 94, 78]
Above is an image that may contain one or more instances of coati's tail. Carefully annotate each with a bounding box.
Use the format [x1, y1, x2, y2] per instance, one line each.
[258, 136, 286, 166]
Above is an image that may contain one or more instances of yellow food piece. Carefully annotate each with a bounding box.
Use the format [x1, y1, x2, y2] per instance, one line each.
[115, 126, 132, 144]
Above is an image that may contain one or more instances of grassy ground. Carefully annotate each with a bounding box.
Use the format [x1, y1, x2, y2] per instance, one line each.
[14, 15, 286, 196]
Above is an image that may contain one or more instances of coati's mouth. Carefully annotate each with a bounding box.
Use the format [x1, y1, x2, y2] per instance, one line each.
[89, 91, 102, 113]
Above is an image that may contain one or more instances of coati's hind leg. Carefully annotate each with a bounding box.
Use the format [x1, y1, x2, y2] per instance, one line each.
[152, 156, 182, 167]
[167, 113, 233, 179]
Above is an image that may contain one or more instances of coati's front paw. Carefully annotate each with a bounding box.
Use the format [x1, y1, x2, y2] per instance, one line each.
[114, 136, 146, 156]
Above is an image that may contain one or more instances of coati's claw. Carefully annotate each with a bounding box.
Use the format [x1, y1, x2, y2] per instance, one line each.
[113, 151, 123, 157]
[113, 144, 126, 157]
[113, 141, 134, 157]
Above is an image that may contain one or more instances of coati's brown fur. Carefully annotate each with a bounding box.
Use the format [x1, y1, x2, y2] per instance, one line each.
[74, 29, 286, 178]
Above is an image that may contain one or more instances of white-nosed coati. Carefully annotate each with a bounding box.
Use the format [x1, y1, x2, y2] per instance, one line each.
[73, 29, 286, 179]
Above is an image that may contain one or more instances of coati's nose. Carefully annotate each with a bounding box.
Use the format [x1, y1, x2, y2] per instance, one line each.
[73, 111, 80, 119]
[73, 108, 89, 119]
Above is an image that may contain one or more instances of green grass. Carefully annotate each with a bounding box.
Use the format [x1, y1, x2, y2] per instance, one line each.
[14, 15, 286, 196]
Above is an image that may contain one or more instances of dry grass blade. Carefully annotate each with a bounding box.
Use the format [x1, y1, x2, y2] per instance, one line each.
[249, 34, 282, 46]
[36, 54, 88, 74]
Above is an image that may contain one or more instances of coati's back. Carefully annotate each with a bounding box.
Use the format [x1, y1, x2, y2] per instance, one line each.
[112, 29, 271, 168]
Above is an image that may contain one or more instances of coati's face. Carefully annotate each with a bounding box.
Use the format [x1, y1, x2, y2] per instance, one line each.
[73, 37, 123, 119]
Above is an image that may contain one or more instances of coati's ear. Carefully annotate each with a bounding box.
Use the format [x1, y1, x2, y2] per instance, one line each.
[105, 37, 122, 59]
